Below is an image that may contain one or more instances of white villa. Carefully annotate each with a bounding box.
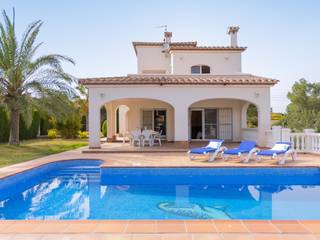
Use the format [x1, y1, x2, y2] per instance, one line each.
[80, 26, 278, 149]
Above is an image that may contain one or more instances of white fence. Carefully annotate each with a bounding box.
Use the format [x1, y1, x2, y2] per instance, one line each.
[290, 132, 320, 153]
[266, 127, 320, 154]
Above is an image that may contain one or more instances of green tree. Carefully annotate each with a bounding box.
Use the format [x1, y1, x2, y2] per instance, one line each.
[286, 79, 320, 131]
[0, 10, 75, 145]
[74, 84, 88, 131]
[246, 104, 258, 128]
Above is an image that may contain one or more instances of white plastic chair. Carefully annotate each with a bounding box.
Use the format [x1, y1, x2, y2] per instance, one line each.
[142, 130, 154, 147]
[130, 130, 142, 146]
[152, 130, 162, 146]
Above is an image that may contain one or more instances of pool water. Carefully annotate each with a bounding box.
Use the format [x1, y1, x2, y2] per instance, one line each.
[0, 160, 320, 220]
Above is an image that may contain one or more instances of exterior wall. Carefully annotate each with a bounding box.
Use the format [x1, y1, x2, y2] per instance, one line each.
[105, 99, 175, 141]
[190, 99, 246, 141]
[136, 47, 171, 74]
[87, 85, 271, 148]
[136, 47, 242, 75]
[171, 51, 242, 74]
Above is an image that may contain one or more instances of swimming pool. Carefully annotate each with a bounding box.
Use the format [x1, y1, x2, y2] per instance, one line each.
[0, 160, 320, 220]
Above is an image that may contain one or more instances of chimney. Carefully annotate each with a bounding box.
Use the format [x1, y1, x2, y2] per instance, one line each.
[164, 31, 172, 43]
[227, 26, 240, 47]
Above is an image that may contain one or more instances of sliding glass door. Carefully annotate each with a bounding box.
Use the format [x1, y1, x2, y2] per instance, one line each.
[204, 109, 218, 139]
[190, 108, 232, 140]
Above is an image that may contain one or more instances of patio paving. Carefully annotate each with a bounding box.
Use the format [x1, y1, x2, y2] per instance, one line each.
[0, 142, 320, 238]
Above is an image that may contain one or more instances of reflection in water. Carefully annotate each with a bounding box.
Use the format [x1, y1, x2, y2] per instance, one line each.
[1, 165, 320, 220]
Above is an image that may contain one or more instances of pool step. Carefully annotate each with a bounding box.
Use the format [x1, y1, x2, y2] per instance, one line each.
[46, 167, 101, 182]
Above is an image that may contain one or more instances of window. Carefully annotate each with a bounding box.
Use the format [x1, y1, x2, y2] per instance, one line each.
[191, 65, 210, 74]
[142, 109, 166, 136]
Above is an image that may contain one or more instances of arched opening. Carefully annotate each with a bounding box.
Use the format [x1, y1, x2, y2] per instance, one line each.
[188, 98, 259, 142]
[103, 98, 175, 142]
[246, 104, 258, 128]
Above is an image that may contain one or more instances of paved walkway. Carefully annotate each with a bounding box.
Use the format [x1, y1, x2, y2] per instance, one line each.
[0, 144, 320, 239]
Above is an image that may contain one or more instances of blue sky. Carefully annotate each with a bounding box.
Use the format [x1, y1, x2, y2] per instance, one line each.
[2, 0, 320, 112]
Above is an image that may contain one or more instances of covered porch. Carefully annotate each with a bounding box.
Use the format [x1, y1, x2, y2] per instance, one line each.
[81, 75, 274, 149]
[89, 98, 264, 150]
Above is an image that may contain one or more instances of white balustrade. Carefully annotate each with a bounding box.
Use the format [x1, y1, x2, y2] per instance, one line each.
[265, 126, 320, 154]
[290, 132, 320, 153]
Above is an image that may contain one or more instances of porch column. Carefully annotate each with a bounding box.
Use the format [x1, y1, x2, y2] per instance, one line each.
[88, 89, 101, 149]
[105, 103, 115, 141]
[257, 103, 271, 147]
[173, 103, 189, 147]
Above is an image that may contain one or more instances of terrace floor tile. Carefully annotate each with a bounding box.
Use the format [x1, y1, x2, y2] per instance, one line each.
[185, 220, 217, 233]
[271, 220, 310, 234]
[214, 220, 249, 233]
[126, 220, 157, 233]
[299, 221, 320, 234]
[156, 220, 186, 233]
[93, 221, 128, 233]
[243, 220, 280, 233]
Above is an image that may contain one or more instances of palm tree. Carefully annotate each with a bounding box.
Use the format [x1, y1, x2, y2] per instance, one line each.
[0, 10, 76, 145]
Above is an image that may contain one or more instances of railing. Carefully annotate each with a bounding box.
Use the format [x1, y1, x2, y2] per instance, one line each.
[241, 128, 258, 142]
[290, 132, 320, 153]
[265, 126, 320, 154]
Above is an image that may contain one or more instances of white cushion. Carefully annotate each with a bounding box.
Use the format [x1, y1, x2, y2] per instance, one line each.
[207, 141, 221, 149]
[272, 144, 289, 151]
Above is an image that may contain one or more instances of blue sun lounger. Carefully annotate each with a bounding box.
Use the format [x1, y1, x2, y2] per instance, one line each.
[255, 142, 296, 165]
[222, 141, 257, 163]
[188, 139, 225, 162]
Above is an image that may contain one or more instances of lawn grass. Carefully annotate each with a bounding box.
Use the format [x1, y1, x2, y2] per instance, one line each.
[0, 138, 88, 168]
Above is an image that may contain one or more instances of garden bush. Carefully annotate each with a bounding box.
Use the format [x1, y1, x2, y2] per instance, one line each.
[79, 131, 89, 139]
[102, 120, 107, 137]
[20, 111, 40, 140]
[58, 114, 81, 139]
[47, 129, 58, 139]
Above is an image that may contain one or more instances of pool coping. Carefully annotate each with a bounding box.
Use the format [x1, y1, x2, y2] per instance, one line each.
[1, 157, 320, 181]
[1, 219, 320, 235]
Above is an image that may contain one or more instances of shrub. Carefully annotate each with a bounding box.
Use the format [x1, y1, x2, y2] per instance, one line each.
[20, 110, 40, 140]
[40, 116, 56, 135]
[79, 131, 89, 139]
[58, 115, 81, 139]
[102, 120, 107, 137]
[47, 129, 58, 139]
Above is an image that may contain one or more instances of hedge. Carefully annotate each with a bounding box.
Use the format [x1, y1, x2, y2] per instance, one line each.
[19, 111, 40, 140]
[0, 107, 10, 142]
[0, 107, 43, 142]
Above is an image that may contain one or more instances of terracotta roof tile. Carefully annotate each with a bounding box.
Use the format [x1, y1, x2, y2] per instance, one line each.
[132, 41, 197, 47]
[132, 41, 198, 54]
[79, 74, 279, 86]
[169, 45, 247, 51]
[132, 41, 246, 52]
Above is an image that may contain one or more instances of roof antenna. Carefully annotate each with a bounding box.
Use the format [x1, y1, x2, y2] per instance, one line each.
[155, 25, 167, 32]
[154, 25, 171, 55]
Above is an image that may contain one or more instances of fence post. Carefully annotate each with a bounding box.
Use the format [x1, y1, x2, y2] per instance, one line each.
[303, 129, 315, 152]
[271, 126, 282, 145]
